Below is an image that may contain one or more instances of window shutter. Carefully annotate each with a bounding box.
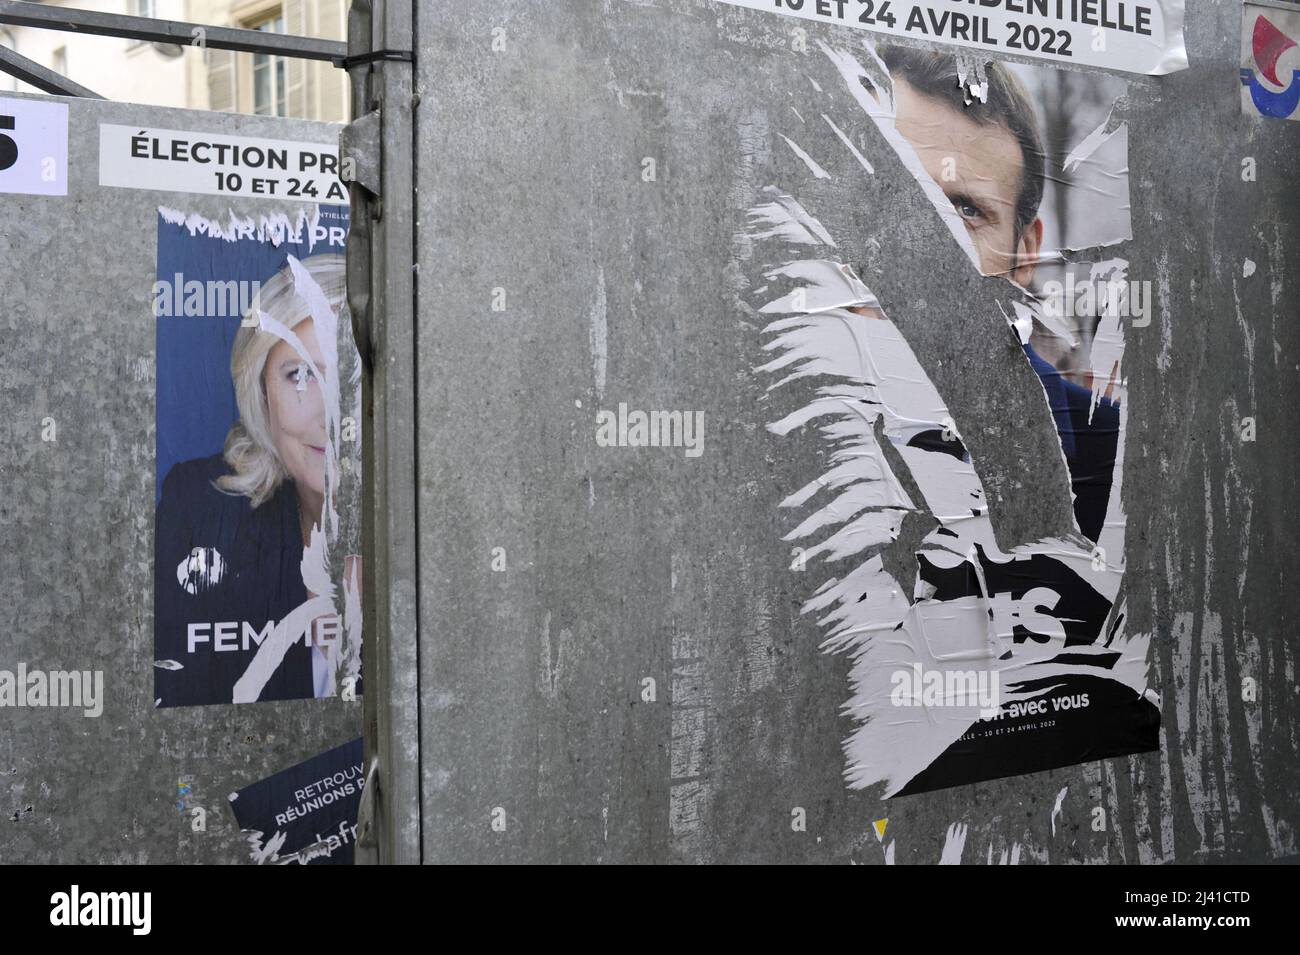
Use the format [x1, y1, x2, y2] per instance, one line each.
[315, 0, 348, 120]
[284, 0, 307, 117]
[206, 48, 236, 112]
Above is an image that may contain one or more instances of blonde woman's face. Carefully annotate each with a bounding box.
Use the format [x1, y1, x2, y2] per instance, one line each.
[263, 317, 329, 501]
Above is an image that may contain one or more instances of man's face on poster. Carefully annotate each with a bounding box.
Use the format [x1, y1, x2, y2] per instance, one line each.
[892, 78, 1043, 287]
[264, 317, 329, 500]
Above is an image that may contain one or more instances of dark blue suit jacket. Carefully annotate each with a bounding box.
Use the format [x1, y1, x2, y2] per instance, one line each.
[154, 453, 313, 706]
[1022, 344, 1120, 543]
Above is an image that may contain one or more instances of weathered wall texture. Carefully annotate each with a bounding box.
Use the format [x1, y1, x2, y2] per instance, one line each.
[413, 0, 1298, 862]
[0, 96, 360, 863]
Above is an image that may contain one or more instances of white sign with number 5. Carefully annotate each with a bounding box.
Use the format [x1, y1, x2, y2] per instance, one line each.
[0, 96, 68, 196]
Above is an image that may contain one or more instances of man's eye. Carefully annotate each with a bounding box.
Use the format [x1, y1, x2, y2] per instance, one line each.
[953, 199, 983, 221]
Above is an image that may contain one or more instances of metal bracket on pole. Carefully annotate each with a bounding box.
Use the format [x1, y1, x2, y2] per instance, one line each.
[340, 0, 387, 375]
[340, 108, 382, 200]
[337, 49, 413, 69]
[342, 106, 379, 370]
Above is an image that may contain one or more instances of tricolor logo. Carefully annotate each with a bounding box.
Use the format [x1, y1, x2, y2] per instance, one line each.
[1241, 11, 1300, 120]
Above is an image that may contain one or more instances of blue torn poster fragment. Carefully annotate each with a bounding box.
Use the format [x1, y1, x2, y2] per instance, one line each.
[228, 737, 364, 865]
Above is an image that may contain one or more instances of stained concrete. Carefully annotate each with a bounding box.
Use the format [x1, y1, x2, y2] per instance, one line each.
[0, 0, 1295, 865]
[410, 0, 1298, 863]
[0, 96, 361, 863]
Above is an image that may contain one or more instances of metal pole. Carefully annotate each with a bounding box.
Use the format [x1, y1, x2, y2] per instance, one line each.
[346, 0, 420, 865]
[0, 44, 102, 97]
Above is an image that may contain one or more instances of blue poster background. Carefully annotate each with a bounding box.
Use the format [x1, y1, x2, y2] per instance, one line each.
[154, 205, 349, 501]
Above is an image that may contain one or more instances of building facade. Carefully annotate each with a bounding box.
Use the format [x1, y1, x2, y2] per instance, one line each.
[0, 0, 347, 121]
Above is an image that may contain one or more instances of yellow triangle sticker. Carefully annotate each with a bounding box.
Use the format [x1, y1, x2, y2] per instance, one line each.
[873, 818, 888, 842]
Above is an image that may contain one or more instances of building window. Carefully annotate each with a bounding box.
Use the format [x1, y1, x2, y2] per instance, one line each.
[133, 0, 156, 19]
[251, 14, 286, 117]
[51, 46, 67, 77]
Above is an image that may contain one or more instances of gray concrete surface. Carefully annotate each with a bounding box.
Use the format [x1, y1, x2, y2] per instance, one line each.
[0, 0, 1295, 866]
[0, 95, 361, 863]
[412, 0, 1299, 863]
